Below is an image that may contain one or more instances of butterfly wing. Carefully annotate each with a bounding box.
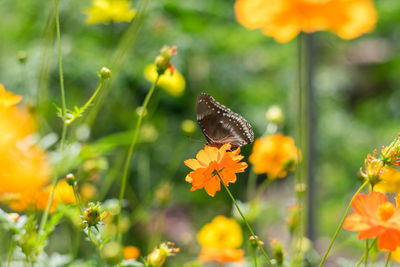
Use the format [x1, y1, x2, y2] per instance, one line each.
[196, 93, 254, 147]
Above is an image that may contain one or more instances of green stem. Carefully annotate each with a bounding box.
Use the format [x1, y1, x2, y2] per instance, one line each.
[318, 180, 369, 266]
[215, 172, 273, 267]
[253, 246, 258, 267]
[355, 239, 376, 267]
[385, 252, 392, 267]
[88, 227, 104, 267]
[72, 183, 83, 214]
[364, 239, 369, 267]
[356, 254, 366, 267]
[116, 74, 161, 241]
[38, 0, 68, 235]
[7, 239, 15, 267]
[254, 178, 272, 200]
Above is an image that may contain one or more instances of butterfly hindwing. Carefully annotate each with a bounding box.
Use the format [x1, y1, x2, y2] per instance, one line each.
[196, 93, 254, 148]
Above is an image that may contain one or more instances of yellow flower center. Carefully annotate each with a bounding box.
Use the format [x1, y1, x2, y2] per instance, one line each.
[379, 202, 395, 221]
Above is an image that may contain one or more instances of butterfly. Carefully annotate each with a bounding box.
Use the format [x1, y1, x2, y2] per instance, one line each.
[196, 93, 254, 148]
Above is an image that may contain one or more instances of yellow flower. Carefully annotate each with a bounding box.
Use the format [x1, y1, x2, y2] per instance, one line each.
[234, 0, 377, 43]
[197, 216, 244, 264]
[144, 64, 185, 97]
[249, 133, 299, 179]
[392, 246, 400, 263]
[0, 84, 51, 211]
[85, 0, 136, 25]
[35, 180, 76, 213]
[374, 167, 400, 194]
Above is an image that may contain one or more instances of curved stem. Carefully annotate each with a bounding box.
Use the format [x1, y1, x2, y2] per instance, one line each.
[115, 74, 161, 241]
[215, 172, 274, 267]
[385, 252, 392, 267]
[318, 180, 369, 266]
[38, 0, 68, 235]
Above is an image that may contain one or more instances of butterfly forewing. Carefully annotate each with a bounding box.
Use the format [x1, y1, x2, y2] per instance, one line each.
[196, 93, 254, 148]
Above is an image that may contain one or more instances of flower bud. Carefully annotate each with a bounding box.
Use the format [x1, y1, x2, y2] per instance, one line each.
[101, 241, 124, 266]
[286, 204, 300, 235]
[249, 235, 264, 248]
[295, 183, 306, 198]
[99, 66, 111, 79]
[270, 239, 284, 266]
[147, 242, 179, 267]
[181, 120, 196, 136]
[8, 213, 20, 223]
[82, 202, 105, 228]
[361, 153, 384, 185]
[18, 51, 27, 64]
[65, 173, 76, 186]
[266, 105, 284, 125]
[155, 45, 177, 75]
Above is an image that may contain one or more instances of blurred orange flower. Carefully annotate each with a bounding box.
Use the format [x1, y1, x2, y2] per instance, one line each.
[35, 180, 75, 213]
[184, 144, 248, 196]
[0, 83, 51, 211]
[343, 191, 400, 251]
[234, 0, 377, 43]
[124, 245, 140, 260]
[374, 167, 400, 194]
[197, 216, 244, 264]
[249, 133, 299, 179]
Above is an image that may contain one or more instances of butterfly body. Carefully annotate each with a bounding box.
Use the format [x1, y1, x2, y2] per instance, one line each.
[196, 93, 254, 148]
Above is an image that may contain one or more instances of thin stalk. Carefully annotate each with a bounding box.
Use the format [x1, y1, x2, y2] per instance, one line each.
[7, 239, 15, 267]
[355, 239, 376, 267]
[72, 183, 83, 213]
[318, 180, 369, 266]
[88, 227, 104, 267]
[253, 246, 258, 267]
[365, 239, 369, 267]
[215, 172, 273, 267]
[356, 254, 366, 267]
[385, 252, 392, 267]
[116, 74, 161, 241]
[254, 178, 272, 200]
[38, 0, 68, 234]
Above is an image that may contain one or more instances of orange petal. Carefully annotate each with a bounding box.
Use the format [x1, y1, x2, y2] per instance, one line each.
[184, 158, 202, 170]
[377, 230, 400, 251]
[204, 176, 220, 197]
[343, 214, 371, 232]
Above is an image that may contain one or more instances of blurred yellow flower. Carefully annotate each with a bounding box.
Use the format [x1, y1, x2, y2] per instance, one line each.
[249, 133, 299, 179]
[235, 0, 377, 43]
[144, 64, 185, 97]
[392, 246, 400, 263]
[0, 84, 51, 211]
[197, 215, 244, 264]
[374, 167, 400, 194]
[85, 0, 136, 25]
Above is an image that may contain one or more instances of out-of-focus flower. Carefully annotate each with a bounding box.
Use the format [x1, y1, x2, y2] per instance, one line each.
[374, 167, 400, 194]
[270, 239, 284, 265]
[234, 0, 377, 43]
[181, 120, 196, 136]
[392, 246, 400, 263]
[35, 180, 75, 213]
[80, 183, 98, 201]
[101, 241, 124, 265]
[0, 83, 22, 108]
[184, 144, 248, 196]
[249, 133, 299, 179]
[266, 105, 284, 125]
[287, 204, 301, 234]
[147, 242, 179, 267]
[197, 215, 244, 264]
[144, 64, 185, 97]
[124, 245, 140, 260]
[85, 0, 136, 25]
[343, 191, 400, 251]
[0, 84, 51, 212]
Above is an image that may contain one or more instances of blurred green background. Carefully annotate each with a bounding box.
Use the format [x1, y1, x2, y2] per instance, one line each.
[1, 0, 400, 266]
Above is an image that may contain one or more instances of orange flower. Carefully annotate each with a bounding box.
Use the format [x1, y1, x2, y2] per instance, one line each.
[0, 84, 50, 211]
[234, 0, 377, 43]
[197, 216, 244, 264]
[35, 180, 76, 213]
[343, 191, 400, 251]
[249, 133, 299, 179]
[124, 245, 140, 260]
[184, 144, 248, 196]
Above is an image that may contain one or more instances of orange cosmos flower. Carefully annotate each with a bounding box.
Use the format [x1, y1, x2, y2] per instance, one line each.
[184, 143, 248, 197]
[0, 84, 51, 211]
[124, 245, 140, 260]
[249, 133, 299, 179]
[234, 0, 377, 43]
[197, 216, 244, 264]
[374, 167, 400, 194]
[343, 191, 400, 251]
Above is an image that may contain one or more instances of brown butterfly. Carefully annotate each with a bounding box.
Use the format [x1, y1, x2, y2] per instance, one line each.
[196, 93, 254, 148]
